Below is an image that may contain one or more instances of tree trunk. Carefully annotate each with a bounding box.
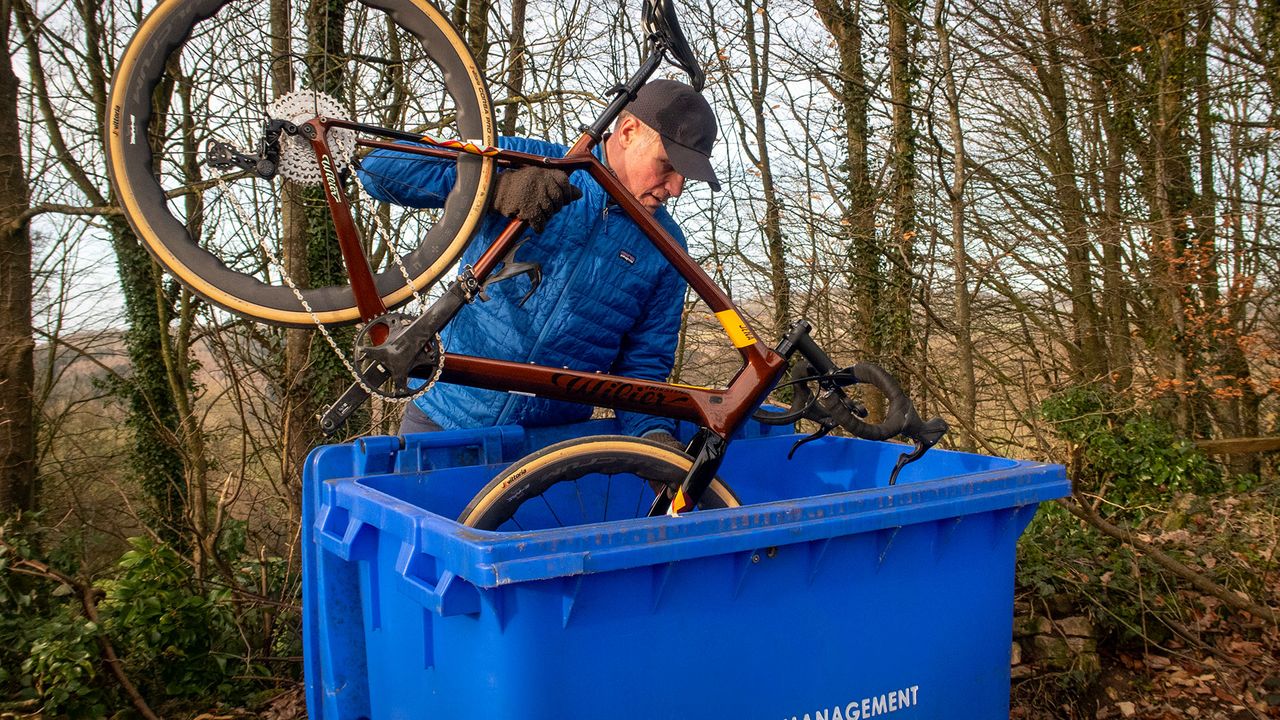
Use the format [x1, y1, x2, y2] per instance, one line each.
[1063, 0, 1133, 389]
[1132, 0, 1199, 433]
[813, 0, 881, 416]
[743, 0, 791, 339]
[452, 0, 491, 73]
[883, 0, 918, 391]
[933, 0, 976, 451]
[0, 0, 37, 517]
[279, 0, 363, 523]
[1191, 0, 1258, 474]
[500, 0, 528, 135]
[1028, 0, 1106, 382]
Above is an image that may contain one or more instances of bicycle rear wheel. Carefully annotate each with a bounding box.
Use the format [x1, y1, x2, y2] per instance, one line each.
[107, 0, 495, 326]
[459, 436, 740, 532]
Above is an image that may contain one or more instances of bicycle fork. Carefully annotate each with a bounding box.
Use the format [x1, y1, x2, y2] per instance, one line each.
[647, 322, 815, 517]
[647, 429, 729, 517]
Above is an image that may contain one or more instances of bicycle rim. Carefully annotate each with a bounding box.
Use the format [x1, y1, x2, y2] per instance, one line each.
[106, 0, 495, 326]
[459, 436, 740, 532]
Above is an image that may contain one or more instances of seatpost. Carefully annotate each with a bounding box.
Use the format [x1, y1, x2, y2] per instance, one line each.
[572, 49, 665, 151]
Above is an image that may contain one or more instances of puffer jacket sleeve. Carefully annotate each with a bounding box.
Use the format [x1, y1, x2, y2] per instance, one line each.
[613, 216, 688, 438]
[357, 136, 568, 208]
[355, 144, 456, 208]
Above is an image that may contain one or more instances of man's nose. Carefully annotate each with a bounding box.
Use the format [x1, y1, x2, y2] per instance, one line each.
[667, 173, 686, 198]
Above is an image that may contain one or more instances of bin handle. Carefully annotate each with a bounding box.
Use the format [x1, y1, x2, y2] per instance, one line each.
[396, 544, 481, 617]
[315, 508, 372, 561]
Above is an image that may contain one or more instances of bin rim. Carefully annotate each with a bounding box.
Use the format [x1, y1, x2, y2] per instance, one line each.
[314, 444, 1068, 589]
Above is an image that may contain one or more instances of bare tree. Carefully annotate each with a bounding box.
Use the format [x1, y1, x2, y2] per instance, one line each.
[0, 0, 36, 517]
[706, 0, 793, 340]
[14, 0, 203, 546]
[929, 0, 976, 450]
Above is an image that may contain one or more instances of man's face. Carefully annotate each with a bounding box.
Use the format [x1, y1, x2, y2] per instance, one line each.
[609, 117, 686, 213]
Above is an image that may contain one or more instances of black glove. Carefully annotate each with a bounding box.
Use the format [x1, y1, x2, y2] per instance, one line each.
[490, 166, 583, 233]
[644, 431, 686, 452]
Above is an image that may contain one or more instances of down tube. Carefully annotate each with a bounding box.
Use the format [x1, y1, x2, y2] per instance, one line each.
[433, 354, 740, 433]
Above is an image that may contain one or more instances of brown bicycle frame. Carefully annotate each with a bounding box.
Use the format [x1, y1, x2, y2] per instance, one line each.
[307, 118, 786, 438]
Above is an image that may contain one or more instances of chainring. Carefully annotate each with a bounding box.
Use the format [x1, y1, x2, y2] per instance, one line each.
[266, 90, 357, 185]
[353, 312, 443, 400]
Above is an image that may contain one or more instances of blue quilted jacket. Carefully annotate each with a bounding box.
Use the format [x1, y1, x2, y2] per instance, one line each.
[356, 137, 686, 436]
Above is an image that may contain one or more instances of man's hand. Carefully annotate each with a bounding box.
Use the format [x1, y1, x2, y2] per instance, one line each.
[491, 166, 583, 232]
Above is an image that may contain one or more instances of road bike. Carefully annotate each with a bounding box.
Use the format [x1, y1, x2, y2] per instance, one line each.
[105, 0, 948, 532]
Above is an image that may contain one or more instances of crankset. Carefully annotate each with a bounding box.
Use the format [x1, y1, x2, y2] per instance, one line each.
[352, 312, 442, 400]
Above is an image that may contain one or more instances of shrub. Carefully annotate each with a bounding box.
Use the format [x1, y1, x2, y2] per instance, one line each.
[2, 526, 283, 716]
[99, 536, 254, 699]
[1040, 385, 1220, 507]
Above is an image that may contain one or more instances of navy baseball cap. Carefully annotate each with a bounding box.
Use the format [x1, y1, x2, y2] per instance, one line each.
[627, 79, 721, 191]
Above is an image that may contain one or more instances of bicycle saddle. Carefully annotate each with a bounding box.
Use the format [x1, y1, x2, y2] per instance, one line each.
[642, 0, 705, 91]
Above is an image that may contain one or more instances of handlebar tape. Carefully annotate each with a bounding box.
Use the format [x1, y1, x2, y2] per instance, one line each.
[816, 363, 947, 445]
[754, 358, 948, 446]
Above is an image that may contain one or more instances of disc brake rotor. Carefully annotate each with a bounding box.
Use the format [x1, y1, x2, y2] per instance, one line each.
[266, 90, 357, 185]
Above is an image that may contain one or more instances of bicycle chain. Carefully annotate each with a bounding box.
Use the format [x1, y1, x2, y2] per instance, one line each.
[213, 172, 445, 405]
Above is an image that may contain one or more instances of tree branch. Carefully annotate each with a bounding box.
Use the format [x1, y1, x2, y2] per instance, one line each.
[1061, 492, 1280, 625]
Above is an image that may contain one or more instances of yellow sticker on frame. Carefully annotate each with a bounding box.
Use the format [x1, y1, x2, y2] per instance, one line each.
[715, 309, 758, 348]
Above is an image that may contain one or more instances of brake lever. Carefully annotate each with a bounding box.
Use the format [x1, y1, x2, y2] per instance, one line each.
[887, 416, 949, 485]
[888, 442, 927, 486]
[787, 420, 836, 459]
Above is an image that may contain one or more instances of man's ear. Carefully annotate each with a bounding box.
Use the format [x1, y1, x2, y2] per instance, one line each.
[614, 115, 642, 148]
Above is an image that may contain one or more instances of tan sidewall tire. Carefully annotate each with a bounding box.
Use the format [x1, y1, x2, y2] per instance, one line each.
[105, 0, 496, 326]
[459, 436, 740, 530]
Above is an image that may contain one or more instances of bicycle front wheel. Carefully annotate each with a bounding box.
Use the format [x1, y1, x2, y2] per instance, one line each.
[459, 436, 741, 531]
[107, 0, 495, 326]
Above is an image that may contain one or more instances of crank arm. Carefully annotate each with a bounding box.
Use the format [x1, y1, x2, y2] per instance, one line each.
[359, 281, 468, 381]
[319, 364, 388, 436]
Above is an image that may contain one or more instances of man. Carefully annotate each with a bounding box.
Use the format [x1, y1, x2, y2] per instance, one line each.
[356, 79, 720, 444]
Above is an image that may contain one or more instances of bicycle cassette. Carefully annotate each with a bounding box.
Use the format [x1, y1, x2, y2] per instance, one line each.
[266, 90, 357, 185]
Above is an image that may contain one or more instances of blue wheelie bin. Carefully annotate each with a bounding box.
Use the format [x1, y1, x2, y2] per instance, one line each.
[302, 419, 1068, 719]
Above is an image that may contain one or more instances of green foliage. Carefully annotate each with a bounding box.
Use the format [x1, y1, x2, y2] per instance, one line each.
[1230, 472, 1260, 492]
[21, 610, 109, 718]
[99, 536, 254, 699]
[2, 524, 290, 716]
[0, 527, 35, 690]
[1021, 385, 1229, 668]
[1, 521, 115, 717]
[1018, 502, 1176, 647]
[1041, 385, 1221, 506]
